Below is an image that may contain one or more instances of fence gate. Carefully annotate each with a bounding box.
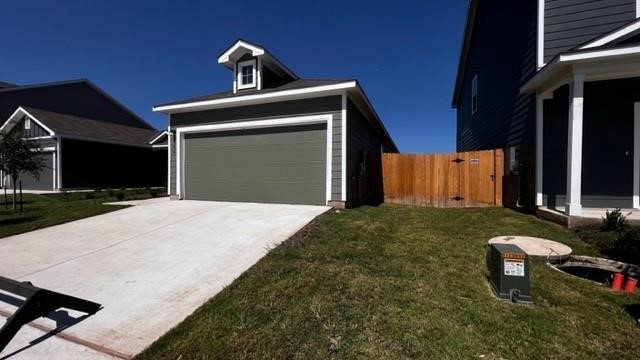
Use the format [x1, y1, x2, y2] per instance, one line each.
[381, 149, 504, 207]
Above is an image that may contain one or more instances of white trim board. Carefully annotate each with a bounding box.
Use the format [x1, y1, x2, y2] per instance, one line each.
[341, 93, 347, 202]
[0, 107, 56, 136]
[218, 40, 265, 64]
[167, 127, 172, 196]
[537, 0, 546, 69]
[579, 20, 640, 50]
[634, 102, 640, 209]
[153, 81, 357, 113]
[174, 114, 335, 205]
[560, 45, 640, 62]
[149, 130, 168, 145]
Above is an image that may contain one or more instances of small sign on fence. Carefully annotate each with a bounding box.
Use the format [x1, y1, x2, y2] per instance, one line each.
[470, 159, 480, 165]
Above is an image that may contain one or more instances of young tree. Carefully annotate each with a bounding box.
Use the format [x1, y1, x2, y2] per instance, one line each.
[0, 130, 45, 210]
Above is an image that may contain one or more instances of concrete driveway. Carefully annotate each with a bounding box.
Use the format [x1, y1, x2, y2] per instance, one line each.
[0, 199, 328, 359]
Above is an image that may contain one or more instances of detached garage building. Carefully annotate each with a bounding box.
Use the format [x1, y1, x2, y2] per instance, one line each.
[153, 39, 397, 207]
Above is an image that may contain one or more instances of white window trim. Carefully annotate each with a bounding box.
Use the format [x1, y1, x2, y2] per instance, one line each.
[175, 114, 334, 205]
[237, 59, 257, 90]
[471, 74, 478, 114]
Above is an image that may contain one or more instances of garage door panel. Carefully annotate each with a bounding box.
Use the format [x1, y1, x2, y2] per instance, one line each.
[184, 124, 327, 205]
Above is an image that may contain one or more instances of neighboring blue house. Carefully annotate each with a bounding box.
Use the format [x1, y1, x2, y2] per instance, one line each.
[453, 0, 640, 223]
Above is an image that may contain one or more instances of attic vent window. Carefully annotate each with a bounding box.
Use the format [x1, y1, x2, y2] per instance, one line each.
[24, 118, 31, 130]
[237, 59, 256, 90]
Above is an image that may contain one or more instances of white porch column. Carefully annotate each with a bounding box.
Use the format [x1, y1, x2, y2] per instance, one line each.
[634, 102, 640, 209]
[535, 94, 544, 206]
[565, 74, 584, 216]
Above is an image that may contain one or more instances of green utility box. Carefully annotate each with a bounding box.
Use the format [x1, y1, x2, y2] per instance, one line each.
[487, 243, 532, 304]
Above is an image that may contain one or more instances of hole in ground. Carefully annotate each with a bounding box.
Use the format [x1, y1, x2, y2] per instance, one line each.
[553, 256, 640, 285]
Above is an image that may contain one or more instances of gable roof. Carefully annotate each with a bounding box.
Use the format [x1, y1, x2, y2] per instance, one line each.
[0, 79, 155, 131]
[217, 39, 298, 80]
[155, 79, 351, 109]
[577, 17, 640, 50]
[1, 106, 159, 147]
[452, 0, 478, 108]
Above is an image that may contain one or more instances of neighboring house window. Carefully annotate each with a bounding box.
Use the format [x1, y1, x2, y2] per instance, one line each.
[24, 118, 31, 130]
[471, 74, 478, 114]
[237, 59, 256, 89]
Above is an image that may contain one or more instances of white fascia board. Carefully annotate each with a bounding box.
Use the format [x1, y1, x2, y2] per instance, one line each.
[149, 130, 168, 144]
[175, 114, 332, 134]
[218, 40, 265, 64]
[153, 81, 358, 114]
[0, 107, 56, 136]
[560, 45, 640, 62]
[579, 21, 640, 49]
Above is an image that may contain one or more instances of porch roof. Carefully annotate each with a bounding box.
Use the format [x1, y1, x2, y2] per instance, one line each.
[521, 43, 640, 95]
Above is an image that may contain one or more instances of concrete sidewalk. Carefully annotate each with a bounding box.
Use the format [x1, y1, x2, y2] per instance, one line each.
[0, 199, 328, 359]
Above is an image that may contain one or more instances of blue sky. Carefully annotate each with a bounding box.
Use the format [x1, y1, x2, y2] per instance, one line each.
[1, 1, 467, 153]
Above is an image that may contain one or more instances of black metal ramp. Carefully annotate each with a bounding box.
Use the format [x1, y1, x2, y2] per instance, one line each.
[0, 276, 101, 352]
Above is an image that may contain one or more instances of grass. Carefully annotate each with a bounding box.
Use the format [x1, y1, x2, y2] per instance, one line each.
[138, 205, 640, 359]
[0, 188, 165, 239]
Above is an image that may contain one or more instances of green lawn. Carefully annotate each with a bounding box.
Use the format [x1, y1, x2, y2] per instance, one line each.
[0, 189, 163, 239]
[138, 205, 640, 359]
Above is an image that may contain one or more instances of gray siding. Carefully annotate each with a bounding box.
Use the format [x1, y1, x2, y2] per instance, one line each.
[456, 0, 538, 206]
[543, 78, 640, 209]
[346, 99, 388, 206]
[170, 96, 343, 200]
[544, 0, 636, 62]
[13, 115, 51, 138]
[183, 125, 326, 205]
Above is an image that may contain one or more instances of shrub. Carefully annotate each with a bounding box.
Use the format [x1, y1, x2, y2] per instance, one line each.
[107, 188, 115, 197]
[574, 225, 619, 253]
[149, 188, 159, 198]
[84, 192, 95, 200]
[612, 228, 640, 265]
[602, 208, 629, 232]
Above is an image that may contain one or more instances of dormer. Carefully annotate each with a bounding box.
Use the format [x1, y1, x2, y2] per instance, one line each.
[217, 39, 299, 93]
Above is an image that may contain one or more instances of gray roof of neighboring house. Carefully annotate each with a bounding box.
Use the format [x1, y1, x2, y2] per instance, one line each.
[0, 82, 17, 89]
[0, 78, 155, 130]
[155, 79, 353, 108]
[23, 107, 159, 146]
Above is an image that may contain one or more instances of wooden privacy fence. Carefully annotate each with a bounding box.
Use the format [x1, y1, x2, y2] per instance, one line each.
[382, 149, 504, 207]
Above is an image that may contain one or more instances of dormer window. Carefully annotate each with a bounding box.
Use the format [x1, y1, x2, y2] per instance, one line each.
[237, 59, 256, 90]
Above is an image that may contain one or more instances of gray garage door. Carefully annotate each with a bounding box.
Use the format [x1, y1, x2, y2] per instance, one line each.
[19, 152, 54, 190]
[184, 124, 327, 205]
